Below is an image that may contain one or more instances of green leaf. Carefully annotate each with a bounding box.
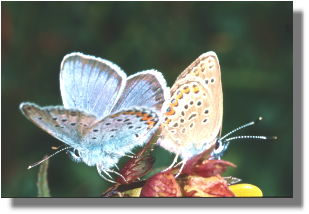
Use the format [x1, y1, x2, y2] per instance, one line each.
[37, 156, 51, 197]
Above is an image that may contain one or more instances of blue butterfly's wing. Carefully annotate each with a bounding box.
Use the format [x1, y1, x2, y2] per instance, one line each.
[111, 70, 169, 113]
[19, 102, 98, 149]
[60, 52, 127, 119]
[81, 107, 161, 170]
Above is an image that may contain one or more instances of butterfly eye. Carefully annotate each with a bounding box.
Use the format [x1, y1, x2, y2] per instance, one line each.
[215, 141, 221, 150]
[74, 150, 80, 157]
[213, 140, 225, 154]
[212, 140, 229, 160]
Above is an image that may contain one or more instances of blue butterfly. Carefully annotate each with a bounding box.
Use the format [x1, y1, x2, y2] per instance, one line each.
[20, 52, 169, 182]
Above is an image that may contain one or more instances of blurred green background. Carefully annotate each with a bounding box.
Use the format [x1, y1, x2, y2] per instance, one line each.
[2, 2, 292, 197]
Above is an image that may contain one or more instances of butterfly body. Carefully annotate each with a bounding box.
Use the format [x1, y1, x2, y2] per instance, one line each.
[159, 51, 223, 160]
[20, 52, 168, 178]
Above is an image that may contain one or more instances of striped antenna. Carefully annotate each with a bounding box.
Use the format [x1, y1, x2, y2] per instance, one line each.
[28, 146, 71, 169]
[222, 135, 277, 143]
[211, 117, 277, 159]
[220, 117, 264, 141]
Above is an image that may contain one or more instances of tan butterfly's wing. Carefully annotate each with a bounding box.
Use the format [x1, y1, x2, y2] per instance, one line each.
[159, 51, 223, 159]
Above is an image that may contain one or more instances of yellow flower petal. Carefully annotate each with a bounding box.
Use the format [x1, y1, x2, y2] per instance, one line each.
[124, 188, 142, 197]
[229, 183, 263, 197]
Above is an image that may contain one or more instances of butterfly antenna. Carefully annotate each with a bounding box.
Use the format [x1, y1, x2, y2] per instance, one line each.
[27, 146, 71, 169]
[220, 117, 264, 141]
[222, 135, 277, 143]
[212, 117, 277, 159]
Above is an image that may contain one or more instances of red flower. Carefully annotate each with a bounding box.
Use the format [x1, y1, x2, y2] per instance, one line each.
[140, 172, 182, 197]
[183, 159, 236, 178]
[116, 136, 157, 184]
[184, 175, 235, 197]
[116, 154, 154, 184]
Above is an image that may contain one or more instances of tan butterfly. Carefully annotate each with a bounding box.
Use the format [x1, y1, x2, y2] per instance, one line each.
[158, 51, 223, 166]
[158, 51, 276, 174]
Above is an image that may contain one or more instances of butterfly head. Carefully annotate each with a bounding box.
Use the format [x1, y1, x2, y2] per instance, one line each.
[210, 138, 230, 160]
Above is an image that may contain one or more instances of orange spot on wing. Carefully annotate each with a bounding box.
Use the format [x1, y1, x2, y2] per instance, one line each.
[111, 113, 119, 118]
[171, 99, 178, 107]
[123, 111, 134, 115]
[147, 121, 155, 127]
[192, 67, 200, 76]
[165, 106, 175, 116]
[164, 118, 171, 125]
[135, 112, 143, 117]
[141, 116, 153, 121]
[193, 85, 200, 93]
[147, 116, 154, 121]
[200, 63, 206, 69]
[176, 91, 183, 99]
[182, 87, 190, 94]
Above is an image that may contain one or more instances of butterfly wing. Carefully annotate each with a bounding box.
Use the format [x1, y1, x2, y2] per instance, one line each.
[172, 51, 222, 94]
[60, 52, 127, 119]
[20, 102, 98, 149]
[175, 51, 223, 137]
[159, 51, 223, 159]
[20, 102, 160, 170]
[111, 70, 169, 113]
[79, 107, 160, 169]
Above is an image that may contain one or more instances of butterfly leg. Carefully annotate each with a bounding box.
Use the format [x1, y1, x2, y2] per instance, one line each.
[174, 160, 186, 178]
[127, 151, 136, 156]
[173, 159, 185, 168]
[113, 164, 120, 170]
[98, 172, 117, 183]
[103, 170, 114, 179]
[107, 169, 128, 184]
[162, 152, 180, 172]
[96, 165, 116, 183]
